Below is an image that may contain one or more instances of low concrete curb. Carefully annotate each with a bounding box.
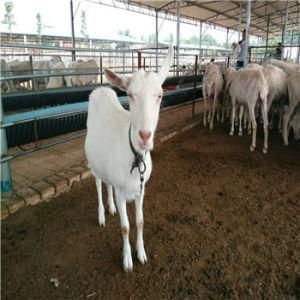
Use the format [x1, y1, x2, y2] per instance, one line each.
[1, 120, 201, 220]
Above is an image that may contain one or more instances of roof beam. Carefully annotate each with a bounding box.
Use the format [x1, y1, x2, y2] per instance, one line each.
[184, 0, 267, 32]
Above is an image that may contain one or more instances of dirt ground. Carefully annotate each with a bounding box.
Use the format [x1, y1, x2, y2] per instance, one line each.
[2, 124, 300, 300]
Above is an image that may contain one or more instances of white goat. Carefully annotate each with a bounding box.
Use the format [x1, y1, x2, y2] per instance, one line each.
[46, 61, 66, 89]
[246, 63, 263, 70]
[282, 72, 300, 145]
[267, 59, 300, 75]
[261, 64, 287, 132]
[222, 66, 237, 122]
[66, 59, 98, 87]
[229, 68, 269, 153]
[202, 62, 224, 129]
[288, 106, 300, 142]
[1, 59, 16, 93]
[85, 48, 173, 272]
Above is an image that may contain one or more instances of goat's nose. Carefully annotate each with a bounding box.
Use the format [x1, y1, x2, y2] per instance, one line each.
[139, 131, 151, 144]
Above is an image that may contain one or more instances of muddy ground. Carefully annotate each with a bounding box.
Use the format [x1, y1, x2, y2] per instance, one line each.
[2, 125, 300, 299]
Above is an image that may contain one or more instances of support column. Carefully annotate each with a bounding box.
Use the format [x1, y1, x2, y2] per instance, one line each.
[70, 0, 76, 61]
[226, 28, 229, 50]
[238, 2, 242, 41]
[298, 9, 300, 63]
[243, 0, 252, 66]
[199, 21, 202, 59]
[176, 0, 180, 76]
[1, 99, 13, 195]
[282, 1, 289, 59]
[155, 9, 159, 72]
[265, 14, 270, 59]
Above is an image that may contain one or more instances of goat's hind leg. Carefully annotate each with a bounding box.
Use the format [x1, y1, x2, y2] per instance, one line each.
[95, 177, 105, 226]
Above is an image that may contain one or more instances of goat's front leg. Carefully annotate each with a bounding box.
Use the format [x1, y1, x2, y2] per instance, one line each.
[106, 184, 116, 215]
[115, 189, 132, 272]
[238, 105, 244, 136]
[135, 191, 147, 265]
[95, 178, 105, 226]
[229, 98, 236, 136]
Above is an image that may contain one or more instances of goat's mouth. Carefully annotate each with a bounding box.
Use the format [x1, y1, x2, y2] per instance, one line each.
[138, 140, 153, 151]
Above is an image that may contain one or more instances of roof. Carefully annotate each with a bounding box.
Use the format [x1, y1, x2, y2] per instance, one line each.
[117, 0, 300, 38]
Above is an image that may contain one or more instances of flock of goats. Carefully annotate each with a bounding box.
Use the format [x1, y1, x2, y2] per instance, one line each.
[0, 57, 99, 91]
[202, 58, 300, 152]
[1, 50, 299, 154]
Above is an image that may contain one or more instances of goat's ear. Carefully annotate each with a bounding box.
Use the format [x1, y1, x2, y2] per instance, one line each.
[104, 69, 130, 91]
[158, 47, 174, 85]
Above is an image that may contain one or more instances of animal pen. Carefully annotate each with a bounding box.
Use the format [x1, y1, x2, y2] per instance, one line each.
[1, 1, 300, 299]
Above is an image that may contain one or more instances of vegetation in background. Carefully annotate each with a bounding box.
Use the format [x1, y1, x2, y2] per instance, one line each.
[80, 10, 89, 38]
[1, 0, 16, 41]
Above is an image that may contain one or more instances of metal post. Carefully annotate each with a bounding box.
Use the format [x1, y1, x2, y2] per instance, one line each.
[155, 9, 159, 72]
[1, 99, 13, 195]
[199, 21, 202, 59]
[137, 51, 141, 69]
[238, 2, 242, 41]
[100, 55, 103, 84]
[297, 9, 300, 63]
[226, 28, 229, 51]
[282, 1, 289, 59]
[192, 55, 198, 117]
[265, 15, 270, 59]
[243, 0, 252, 66]
[70, 0, 76, 61]
[29, 55, 35, 91]
[290, 30, 294, 59]
[176, 0, 180, 76]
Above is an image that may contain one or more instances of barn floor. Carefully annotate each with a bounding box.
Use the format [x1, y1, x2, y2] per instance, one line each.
[2, 125, 300, 299]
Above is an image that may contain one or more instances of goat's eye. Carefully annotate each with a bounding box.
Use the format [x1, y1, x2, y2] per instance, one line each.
[157, 94, 162, 101]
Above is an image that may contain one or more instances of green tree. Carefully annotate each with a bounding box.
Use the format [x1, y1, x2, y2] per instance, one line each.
[118, 29, 132, 38]
[202, 34, 218, 46]
[147, 33, 156, 44]
[2, 0, 16, 41]
[164, 33, 174, 45]
[36, 12, 42, 44]
[80, 10, 88, 38]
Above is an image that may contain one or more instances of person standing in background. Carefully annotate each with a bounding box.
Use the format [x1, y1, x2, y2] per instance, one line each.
[236, 29, 247, 68]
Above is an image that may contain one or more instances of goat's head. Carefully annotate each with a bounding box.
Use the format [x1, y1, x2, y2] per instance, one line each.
[105, 47, 173, 151]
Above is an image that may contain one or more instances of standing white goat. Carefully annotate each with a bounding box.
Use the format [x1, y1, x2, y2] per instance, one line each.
[282, 72, 300, 145]
[229, 68, 269, 153]
[202, 62, 224, 129]
[85, 48, 173, 272]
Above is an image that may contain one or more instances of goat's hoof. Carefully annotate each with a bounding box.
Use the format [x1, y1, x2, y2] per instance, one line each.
[250, 145, 255, 152]
[203, 123, 207, 128]
[262, 147, 268, 154]
[123, 254, 133, 272]
[209, 125, 214, 130]
[229, 131, 234, 136]
[109, 206, 117, 216]
[238, 131, 242, 136]
[284, 142, 289, 146]
[137, 247, 148, 265]
[98, 214, 105, 227]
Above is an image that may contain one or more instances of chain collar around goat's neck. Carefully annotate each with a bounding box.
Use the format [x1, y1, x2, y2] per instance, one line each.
[129, 124, 147, 194]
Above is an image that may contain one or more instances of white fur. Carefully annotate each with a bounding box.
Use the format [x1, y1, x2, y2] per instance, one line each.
[202, 63, 224, 129]
[65, 59, 98, 87]
[85, 48, 173, 272]
[229, 68, 269, 153]
[266, 59, 300, 75]
[282, 72, 300, 145]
